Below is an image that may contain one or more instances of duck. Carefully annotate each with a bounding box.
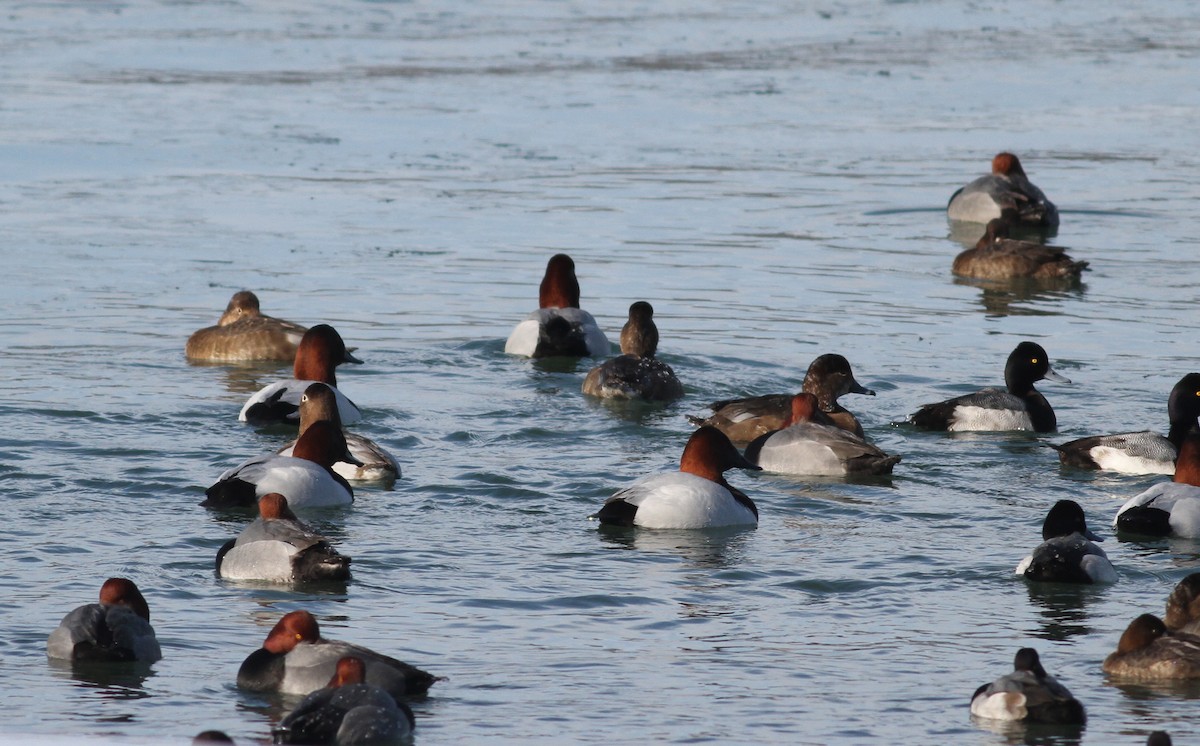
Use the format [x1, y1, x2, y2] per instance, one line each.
[46, 578, 162, 663]
[202, 420, 358, 509]
[1164, 573, 1200, 636]
[239, 324, 362, 424]
[186, 291, 308, 363]
[953, 214, 1086, 280]
[1015, 500, 1116, 584]
[947, 152, 1059, 228]
[278, 383, 399, 483]
[237, 610, 437, 699]
[216, 493, 352, 583]
[593, 426, 760, 529]
[273, 656, 415, 745]
[504, 253, 610, 358]
[1148, 733, 1173, 746]
[970, 648, 1085, 723]
[1114, 434, 1200, 537]
[1052, 372, 1200, 475]
[744, 393, 900, 476]
[907, 341, 1068, 432]
[690, 353, 875, 442]
[582, 301, 683, 402]
[1103, 614, 1200, 680]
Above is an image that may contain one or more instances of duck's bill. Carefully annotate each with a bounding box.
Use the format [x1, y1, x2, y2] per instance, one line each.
[1044, 368, 1071, 384]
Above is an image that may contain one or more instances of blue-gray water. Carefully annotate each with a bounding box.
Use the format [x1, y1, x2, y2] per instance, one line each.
[3, 1, 1200, 743]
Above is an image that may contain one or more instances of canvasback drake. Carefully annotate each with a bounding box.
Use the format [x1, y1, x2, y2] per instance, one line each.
[46, 578, 162, 663]
[744, 393, 900, 476]
[203, 420, 358, 509]
[582, 301, 683, 402]
[1053, 372, 1200, 475]
[273, 656, 415, 745]
[953, 215, 1086, 280]
[216, 493, 351, 583]
[1164, 573, 1200, 636]
[1015, 500, 1116, 584]
[948, 152, 1059, 228]
[1103, 614, 1200, 681]
[504, 253, 610, 358]
[278, 383, 399, 484]
[970, 648, 1085, 723]
[1113, 434, 1200, 537]
[690, 353, 875, 442]
[593, 426, 760, 529]
[237, 610, 437, 699]
[907, 341, 1068, 432]
[239, 324, 362, 424]
[186, 290, 308, 363]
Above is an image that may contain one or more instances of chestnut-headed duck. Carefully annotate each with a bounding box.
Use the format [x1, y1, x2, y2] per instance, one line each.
[240, 324, 362, 424]
[186, 291, 308, 363]
[505, 254, 609, 358]
[970, 648, 1085, 723]
[1114, 434, 1200, 538]
[948, 152, 1059, 228]
[237, 610, 437, 699]
[47, 578, 162, 663]
[1164, 573, 1200, 636]
[216, 493, 351, 583]
[273, 656, 415, 744]
[744, 393, 900, 476]
[953, 215, 1086, 280]
[907, 341, 1068, 432]
[582, 301, 683, 402]
[1015, 500, 1116, 584]
[278, 383, 399, 484]
[1103, 614, 1200, 681]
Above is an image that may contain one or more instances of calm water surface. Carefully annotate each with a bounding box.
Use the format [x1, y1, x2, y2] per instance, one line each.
[3, 1, 1200, 743]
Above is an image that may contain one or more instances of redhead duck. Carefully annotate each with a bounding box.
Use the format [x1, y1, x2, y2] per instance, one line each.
[505, 254, 610, 357]
[240, 324, 362, 424]
[278, 383, 399, 483]
[47, 578, 162, 663]
[593, 426, 760, 529]
[1164, 573, 1200, 636]
[1015, 500, 1116, 584]
[948, 152, 1059, 228]
[273, 656, 414, 745]
[1114, 434, 1200, 537]
[690, 354, 875, 442]
[907, 341, 1068, 432]
[970, 648, 1084, 723]
[186, 291, 308, 363]
[1103, 614, 1200, 681]
[953, 216, 1086, 280]
[216, 493, 351, 583]
[1054, 372, 1200, 475]
[203, 420, 358, 509]
[744, 393, 900, 476]
[582, 301, 683, 402]
[237, 610, 437, 699]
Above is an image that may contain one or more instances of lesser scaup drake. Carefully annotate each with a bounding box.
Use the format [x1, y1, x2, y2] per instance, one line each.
[690, 353, 875, 442]
[907, 341, 1068, 432]
[1103, 614, 1200, 681]
[953, 215, 1086, 280]
[1015, 500, 1116, 584]
[948, 152, 1059, 228]
[744, 393, 900, 476]
[1113, 434, 1200, 537]
[216, 493, 351, 583]
[186, 290, 309, 363]
[970, 648, 1085, 723]
[237, 610, 438, 699]
[278, 383, 399, 484]
[1053, 372, 1200, 475]
[273, 656, 415, 745]
[505, 253, 609, 358]
[46, 578, 162, 663]
[593, 426, 760, 529]
[240, 324, 363, 424]
[582, 301, 683, 402]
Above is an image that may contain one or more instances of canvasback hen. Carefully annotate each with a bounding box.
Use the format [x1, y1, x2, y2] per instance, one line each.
[278, 383, 399, 483]
[237, 610, 438, 699]
[970, 648, 1085, 723]
[1015, 500, 1116, 584]
[47, 578, 162, 663]
[1113, 434, 1200, 537]
[505, 253, 609, 358]
[593, 426, 760, 529]
[240, 324, 363, 424]
[1103, 614, 1200, 681]
[217, 493, 352, 583]
[953, 215, 1086, 280]
[690, 354, 875, 442]
[273, 656, 415, 745]
[744, 393, 900, 476]
[907, 341, 1068, 432]
[582, 301, 683, 402]
[186, 290, 308, 363]
[948, 152, 1059, 228]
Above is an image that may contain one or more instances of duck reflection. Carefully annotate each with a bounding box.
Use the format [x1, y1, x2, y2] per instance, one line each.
[595, 524, 755, 570]
[47, 657, 156, 697]
[971, 715, 1085, 746]
[954, 276, 1086, 317]
[1024, 582, 1104, 641]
